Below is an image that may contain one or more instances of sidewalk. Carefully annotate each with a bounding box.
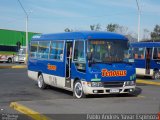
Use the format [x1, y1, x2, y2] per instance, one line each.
[137, 79, 160, 86]
[0, 63, 26, 69]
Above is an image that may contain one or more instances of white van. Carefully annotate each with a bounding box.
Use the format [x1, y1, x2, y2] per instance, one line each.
[14, 46, 26, 63]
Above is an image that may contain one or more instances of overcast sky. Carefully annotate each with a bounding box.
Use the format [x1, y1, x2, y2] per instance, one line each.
[0, 0, 160, 38]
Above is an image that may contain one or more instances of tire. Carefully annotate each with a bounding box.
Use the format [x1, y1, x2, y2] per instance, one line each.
[8, 58, 12, 63]
[152, 70, 160, 80]
[37, 74, 47, 89]
[73, 80, 86, 98]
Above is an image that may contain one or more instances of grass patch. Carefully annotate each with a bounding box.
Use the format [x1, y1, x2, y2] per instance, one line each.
[0, 51, 17, 55]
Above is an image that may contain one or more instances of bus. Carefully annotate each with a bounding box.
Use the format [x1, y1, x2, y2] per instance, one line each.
[130, 42, 160, 80]
[28, 31, 136, 98]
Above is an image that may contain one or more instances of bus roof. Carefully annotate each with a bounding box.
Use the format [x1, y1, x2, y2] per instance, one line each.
[131, 42, 160, 48]
[31, 31, 128, 41]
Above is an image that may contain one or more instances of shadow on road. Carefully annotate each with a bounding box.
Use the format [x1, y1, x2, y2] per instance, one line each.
[39, 83, 143, 99]
[36, 84, 73, 97]
[33, 80, 144, 99]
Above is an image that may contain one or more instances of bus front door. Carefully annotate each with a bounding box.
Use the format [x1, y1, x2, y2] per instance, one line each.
[145, 48, 152, 75]
[65, 41, 73, 88]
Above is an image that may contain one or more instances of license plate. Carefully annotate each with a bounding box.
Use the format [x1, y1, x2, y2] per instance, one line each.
[110, 89, 119, 93]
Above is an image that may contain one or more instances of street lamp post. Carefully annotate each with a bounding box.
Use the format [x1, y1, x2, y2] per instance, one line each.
[136, 0, 141, 42]
[17, 0, 29, 63]
[25, 15, 28, 62]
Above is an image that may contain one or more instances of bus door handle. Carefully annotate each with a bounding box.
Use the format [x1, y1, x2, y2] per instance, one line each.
[67, 57, 71, 79]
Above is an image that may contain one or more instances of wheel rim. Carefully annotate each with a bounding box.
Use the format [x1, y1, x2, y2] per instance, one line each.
[38, 75, 43, 88]
[8, 59, 11, 63]
[154, 72, 159, 80]
[74, 82, 83, 98]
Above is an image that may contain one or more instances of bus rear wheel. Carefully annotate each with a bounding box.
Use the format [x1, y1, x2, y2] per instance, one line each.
[152, 71, 160, 80]
[73, 80, 86, 99]
[37, 74, 47, 89]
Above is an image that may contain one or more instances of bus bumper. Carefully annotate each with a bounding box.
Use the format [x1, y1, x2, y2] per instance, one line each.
[82, 81, 136, 95]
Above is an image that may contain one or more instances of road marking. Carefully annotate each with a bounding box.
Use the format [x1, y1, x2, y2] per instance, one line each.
[10, 102, 51, 120]
[137, 95, 145, 98]
[11, 65, 26, 69]
[137, 79, 160, 86]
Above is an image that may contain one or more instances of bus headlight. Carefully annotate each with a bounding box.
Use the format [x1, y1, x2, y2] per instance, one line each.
[91, 82, 103, 87]
[125, 81, 135, 86]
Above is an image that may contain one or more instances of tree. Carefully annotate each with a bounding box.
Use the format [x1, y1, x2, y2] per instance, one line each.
[64, 28, 72, 32]
[142, 29, 150, 41]
[90, 25, 95, 31]
[151, 25, 160, 40]
[16, 40, 21, 52]
[106, 24, 129, 35]
[90, 24, 101, 31]
[116, 25, 128, 35]
[106, 24, 119, 32]
[125, 32, 138, 42]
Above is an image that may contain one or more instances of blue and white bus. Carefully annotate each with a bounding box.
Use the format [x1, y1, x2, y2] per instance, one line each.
[130, 42, 160, 80]
[28, 31, 136, 98]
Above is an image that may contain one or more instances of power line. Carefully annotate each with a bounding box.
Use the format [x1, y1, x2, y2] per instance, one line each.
[17, 0, 28, 16]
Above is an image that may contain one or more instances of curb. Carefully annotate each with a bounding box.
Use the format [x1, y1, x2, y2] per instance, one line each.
[0, 65, 26, 69]
[137, 79, 160, 86]
[10, 102, 51, 120]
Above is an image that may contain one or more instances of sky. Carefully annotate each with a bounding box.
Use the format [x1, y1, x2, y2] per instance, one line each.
[0, 0, 160, 39]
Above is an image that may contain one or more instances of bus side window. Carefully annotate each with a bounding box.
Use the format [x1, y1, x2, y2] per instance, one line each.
[141, 54, 144, 59]
[30, 42, 38, 58]
[153, 47, 160, 60]
[38, 41, 50, 59]
[73, 40, 86, 72]
[50, 41, 64, 61]
[134, 54, 138, 59]
[133, 47, 145, 59]
[73, 41, 85, 62]
[158, 52, 160, 59]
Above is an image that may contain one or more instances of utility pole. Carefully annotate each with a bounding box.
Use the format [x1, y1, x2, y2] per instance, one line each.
[17, 0, 28, 63]
[136, 0, 141, 42]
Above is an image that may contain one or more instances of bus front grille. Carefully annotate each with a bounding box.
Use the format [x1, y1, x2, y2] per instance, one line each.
[103, 82, 124, 88]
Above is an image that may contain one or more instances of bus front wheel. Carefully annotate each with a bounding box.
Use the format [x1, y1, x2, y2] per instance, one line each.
[152, 71, 160, 80]
[37, 74, 47, 89]
[73, 80, 86, 99]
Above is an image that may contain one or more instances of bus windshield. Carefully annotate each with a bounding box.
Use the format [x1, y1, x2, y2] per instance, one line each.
[87, 40, 129, 63]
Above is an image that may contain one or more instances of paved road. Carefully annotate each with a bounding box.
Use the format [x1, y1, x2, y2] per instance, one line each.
[0, 69, 160, 120]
